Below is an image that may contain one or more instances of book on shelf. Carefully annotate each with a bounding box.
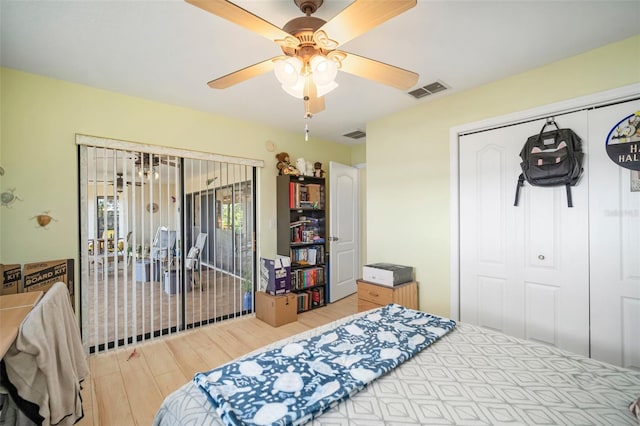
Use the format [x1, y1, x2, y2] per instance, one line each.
[291, 266, 325, 290]
[290, 245, 324, 266]
[289, 219, 311, 228]
[307, 248, 317, 266]
[295, 287, 325, 312]
[288, 182, 325, 209]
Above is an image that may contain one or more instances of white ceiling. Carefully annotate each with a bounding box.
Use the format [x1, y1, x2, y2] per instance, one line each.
[1, 1, 638, 145]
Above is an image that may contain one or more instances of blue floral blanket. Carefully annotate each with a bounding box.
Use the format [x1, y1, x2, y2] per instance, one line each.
[194, 304, 456, 425]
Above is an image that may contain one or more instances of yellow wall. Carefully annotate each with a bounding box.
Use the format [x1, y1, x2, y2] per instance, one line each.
[366, 35, 640, 317]
[351, 143, 366, 165]
[3, 35, 639, 315]
[0, 69, 351, 270]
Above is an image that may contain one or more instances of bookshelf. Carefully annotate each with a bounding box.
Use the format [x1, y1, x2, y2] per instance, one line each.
[277, 175, 327, 313]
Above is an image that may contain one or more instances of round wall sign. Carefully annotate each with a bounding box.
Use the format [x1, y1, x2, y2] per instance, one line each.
[605, 111, 640, 171]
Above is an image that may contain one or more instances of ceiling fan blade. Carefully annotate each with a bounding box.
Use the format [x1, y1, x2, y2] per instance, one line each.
[185, 0, 292, 43]
[303, 79, 325, 115]
[207, 58, 277, 89]
[317, 0, 416, 48]
[336, 51, 418, 90]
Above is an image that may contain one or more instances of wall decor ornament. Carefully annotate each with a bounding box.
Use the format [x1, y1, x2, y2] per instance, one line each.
[1, 188, 22, 208]
[146, 202, 159, 213]
[605, 111, 640, 171]
[31, 211, 57, 229]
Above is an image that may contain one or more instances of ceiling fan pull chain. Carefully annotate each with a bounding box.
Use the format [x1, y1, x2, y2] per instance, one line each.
[305, 117, 310, 142]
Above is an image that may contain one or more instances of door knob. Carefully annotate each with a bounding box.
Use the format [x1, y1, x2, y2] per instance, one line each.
[328, 236, 339, 242]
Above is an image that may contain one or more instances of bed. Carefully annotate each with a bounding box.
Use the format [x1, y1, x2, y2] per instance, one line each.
[154, 304, 640, 425]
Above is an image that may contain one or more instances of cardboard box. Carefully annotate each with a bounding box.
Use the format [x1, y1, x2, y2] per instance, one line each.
[22, 259, 75, 307]
[362, 263, 413, 287]
[255, 291, 297, 327]
[1, 264, 21, 295]
[260, 256, 291, 295]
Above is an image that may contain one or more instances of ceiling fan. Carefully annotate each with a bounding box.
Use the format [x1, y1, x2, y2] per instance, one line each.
[186, 0, 419, 116]
[134, 153, 178, 169]
[115, 173, 142, 191]
[134, 153, 178, 180]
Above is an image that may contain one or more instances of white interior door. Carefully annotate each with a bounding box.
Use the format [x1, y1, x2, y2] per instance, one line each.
[329, 161, 359, 302]
[588, 99, 640, 368]
[460, 111, 590, 356]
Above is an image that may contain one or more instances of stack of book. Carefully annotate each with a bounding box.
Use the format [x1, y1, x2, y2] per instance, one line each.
[296, 287, 325, 312]
[291, 267, 325, 290]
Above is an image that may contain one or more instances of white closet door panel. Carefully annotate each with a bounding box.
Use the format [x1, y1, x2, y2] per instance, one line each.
[522, 160, 590, 354]
[525, 282, 559, 344]
[588, 99, 640, 368]
[478, 276, 506, 330]
[460, 111, 589, 356]
[460, 133, 520, 333]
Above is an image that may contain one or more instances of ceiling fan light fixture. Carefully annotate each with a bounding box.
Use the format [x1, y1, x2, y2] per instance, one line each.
[316, 80, 338, 97]
[310, 55, 337, 86]
[282, 79, 305, 98]
[274, 57, 303, 87]
[138, 167, 159, 180]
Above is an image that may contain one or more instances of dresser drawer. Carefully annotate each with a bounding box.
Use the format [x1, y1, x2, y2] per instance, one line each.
[357, 299, 382, 312]
[357, 281, 393, 306]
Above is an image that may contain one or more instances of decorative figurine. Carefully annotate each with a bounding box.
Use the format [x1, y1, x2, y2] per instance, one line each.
[295, 157, 307, 175]
[313, 162, 325, 178]
[275, 152, 299, 175]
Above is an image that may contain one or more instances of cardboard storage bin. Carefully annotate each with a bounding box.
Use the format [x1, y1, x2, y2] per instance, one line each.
[1, 264, 21, 295]
[255, 291, 297, 327]
[260, 256, 291, 295]
[22, 259, 75, 308]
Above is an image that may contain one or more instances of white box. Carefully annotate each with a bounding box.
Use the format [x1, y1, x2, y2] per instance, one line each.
[362, 263, 413, 287]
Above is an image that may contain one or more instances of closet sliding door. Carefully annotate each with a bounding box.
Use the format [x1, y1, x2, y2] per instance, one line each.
[588, 99, 640, 369]
[459, 110, 590, 356]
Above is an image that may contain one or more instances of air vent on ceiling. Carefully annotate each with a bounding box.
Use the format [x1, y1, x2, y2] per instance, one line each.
[408, 81, 448, 99]
[343, 130, 366, 139]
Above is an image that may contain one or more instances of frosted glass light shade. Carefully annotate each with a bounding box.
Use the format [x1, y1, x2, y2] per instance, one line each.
[274, 57, 303, 88]
[282, 79, 305, 99]
[310, 55, 338, 86]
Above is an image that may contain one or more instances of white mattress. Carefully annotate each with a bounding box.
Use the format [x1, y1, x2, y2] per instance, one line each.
[153, 311, 640, 425]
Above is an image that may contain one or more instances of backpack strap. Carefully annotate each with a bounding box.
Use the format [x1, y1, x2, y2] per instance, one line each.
[537, 119, 560, 141]
[566, 184, 573, 208]
[514, 174, 525, 206]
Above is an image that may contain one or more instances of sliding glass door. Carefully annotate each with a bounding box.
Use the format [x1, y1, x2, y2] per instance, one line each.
[78, 137, 258, 354]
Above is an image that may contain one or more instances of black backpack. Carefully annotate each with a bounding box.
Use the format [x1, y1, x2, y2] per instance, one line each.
[514, 120, 584, 207]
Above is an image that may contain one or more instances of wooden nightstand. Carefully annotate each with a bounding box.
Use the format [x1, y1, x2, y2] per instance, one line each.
[356, 279, 418, 312]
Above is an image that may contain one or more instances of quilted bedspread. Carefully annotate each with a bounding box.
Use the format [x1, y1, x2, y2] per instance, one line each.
[193, 304, 456, 425]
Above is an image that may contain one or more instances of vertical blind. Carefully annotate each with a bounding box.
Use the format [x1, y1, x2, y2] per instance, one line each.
[78, 136, 261, 354]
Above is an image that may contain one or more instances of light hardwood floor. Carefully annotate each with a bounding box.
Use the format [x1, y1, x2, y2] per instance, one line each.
[78, 294, 358, 426]
[87, 267, 247, 349]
